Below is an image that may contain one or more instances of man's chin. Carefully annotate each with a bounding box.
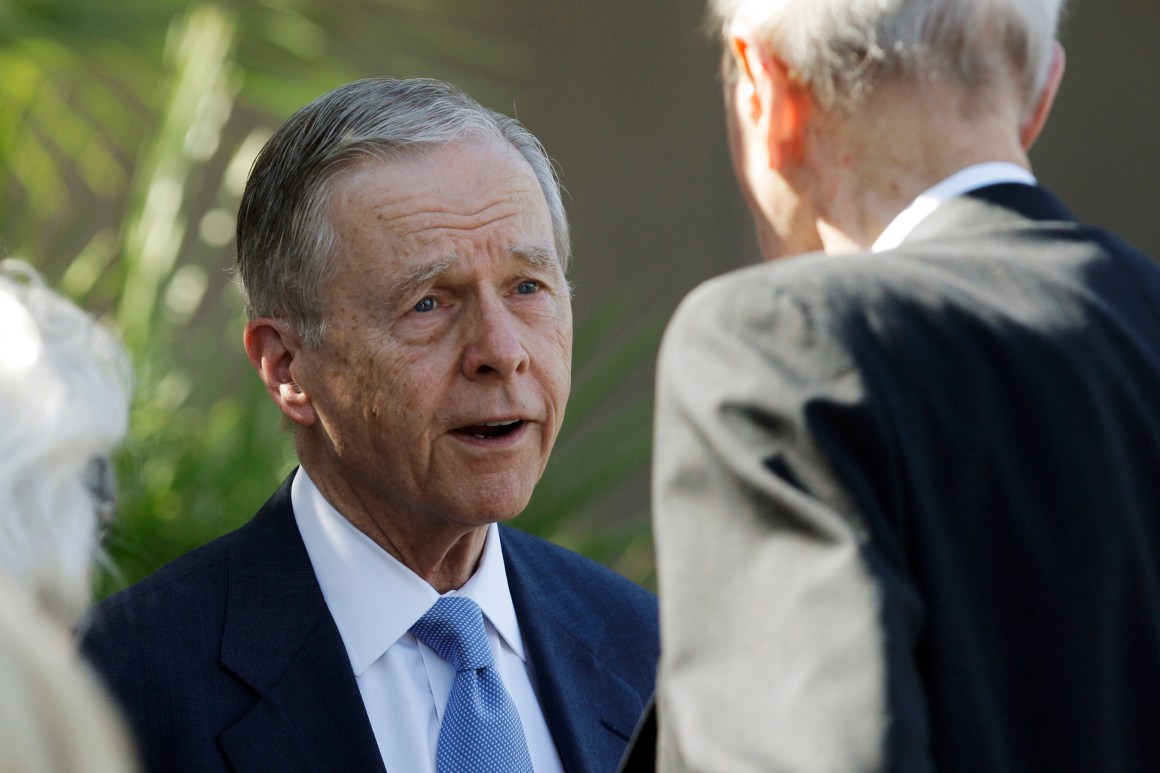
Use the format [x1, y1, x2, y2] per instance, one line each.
[439, 480, 536, 528]
[467, 496, 533, 527]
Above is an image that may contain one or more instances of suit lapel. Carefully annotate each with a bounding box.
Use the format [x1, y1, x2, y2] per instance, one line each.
[217, 473, 386, 773]
[502, 528, 644, 773]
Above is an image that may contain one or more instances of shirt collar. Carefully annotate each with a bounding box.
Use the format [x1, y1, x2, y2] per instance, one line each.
[871, 161, 1037, 253]
[291, 467, 526, 676]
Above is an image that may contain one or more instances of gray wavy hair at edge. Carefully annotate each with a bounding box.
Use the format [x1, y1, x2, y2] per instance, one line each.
[0, 260, 131, 627]
[236, 77, 571, 348]
[708, 0, 1066, 114]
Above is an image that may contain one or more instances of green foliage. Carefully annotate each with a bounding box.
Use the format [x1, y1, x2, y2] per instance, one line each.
[1, 0, 659, 596]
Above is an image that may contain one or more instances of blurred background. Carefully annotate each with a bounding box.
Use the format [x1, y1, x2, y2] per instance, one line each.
[1, 0, 1155, 595]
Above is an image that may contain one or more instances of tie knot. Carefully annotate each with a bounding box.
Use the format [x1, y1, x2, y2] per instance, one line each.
[410, 596, 494, 672]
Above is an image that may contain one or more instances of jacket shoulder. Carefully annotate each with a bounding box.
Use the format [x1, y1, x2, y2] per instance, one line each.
[86, 474, 296, 632]
[79, 531, 244, 695]
[95, 526, 240, 603]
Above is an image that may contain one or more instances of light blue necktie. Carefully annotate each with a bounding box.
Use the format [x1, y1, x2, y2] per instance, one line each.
[410, 595, 534, 773]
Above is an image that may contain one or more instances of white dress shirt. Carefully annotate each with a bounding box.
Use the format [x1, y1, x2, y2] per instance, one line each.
[292, 468, 565, 773]
[872, 161, 1037, 252]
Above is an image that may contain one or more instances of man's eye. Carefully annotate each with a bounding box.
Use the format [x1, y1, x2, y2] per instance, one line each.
[516, 281, 540, 295]
[413, 297, 437, 313]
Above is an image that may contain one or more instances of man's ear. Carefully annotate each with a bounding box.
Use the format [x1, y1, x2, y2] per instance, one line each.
[727, 34, 811, 171]
[243, 318, 316, 427]
[1021, 41, 1065, 150]
[727, 35, 765, 126]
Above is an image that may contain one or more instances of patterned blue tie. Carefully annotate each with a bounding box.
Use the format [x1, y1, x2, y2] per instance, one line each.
[409, 596, 534, 773]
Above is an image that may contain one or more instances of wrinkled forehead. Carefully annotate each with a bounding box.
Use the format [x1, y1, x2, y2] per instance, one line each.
[324, 131, 524, 203]
[321, 139, 559, 293]
[327, 139, 553, 242]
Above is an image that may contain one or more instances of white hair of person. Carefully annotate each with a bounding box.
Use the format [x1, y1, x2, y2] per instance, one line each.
[0, 574, 138, 772]
[237, 77, 571, 348]
[708, 0, 1066, 115]
[0, 260, 131, 627]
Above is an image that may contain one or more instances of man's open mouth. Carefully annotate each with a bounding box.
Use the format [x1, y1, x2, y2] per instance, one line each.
[453, 419, 525, 440]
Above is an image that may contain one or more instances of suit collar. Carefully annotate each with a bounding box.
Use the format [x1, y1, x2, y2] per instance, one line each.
[501, 526, 644, 773]
[873, 162, 1037, 252]
[217, 471, 386, 772]
[903, 182, 1078, 247]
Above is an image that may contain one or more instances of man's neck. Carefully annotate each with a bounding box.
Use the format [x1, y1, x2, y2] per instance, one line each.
[296, 449, 488, 593]
[803, 84, 1031, 254]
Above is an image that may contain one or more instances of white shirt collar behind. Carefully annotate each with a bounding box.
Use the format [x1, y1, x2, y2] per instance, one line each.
[871, 161, 1037, 253]
[290, 467, 526, 676]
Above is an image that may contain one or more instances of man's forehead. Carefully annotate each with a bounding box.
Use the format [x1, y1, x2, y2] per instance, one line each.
[329, 147, 549, 238]
[332, 137, 537, 196]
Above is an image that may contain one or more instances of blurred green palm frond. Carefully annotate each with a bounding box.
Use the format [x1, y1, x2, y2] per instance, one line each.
[0, 0, 659, 596]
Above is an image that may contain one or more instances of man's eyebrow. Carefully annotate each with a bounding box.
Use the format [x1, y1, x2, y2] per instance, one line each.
[391, 245, 558, 298]
[394, 255, 461, 296]
[510, 244, 558, 269]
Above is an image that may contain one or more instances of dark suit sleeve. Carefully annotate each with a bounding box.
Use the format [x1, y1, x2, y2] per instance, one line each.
[651, 267, 930, 771]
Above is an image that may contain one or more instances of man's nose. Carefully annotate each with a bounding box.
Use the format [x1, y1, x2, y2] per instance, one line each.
[461, 296, 530, 380]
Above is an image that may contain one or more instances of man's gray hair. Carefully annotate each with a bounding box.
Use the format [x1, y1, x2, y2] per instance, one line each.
[0, 261, 131, 627]
[236, 77, 571, 347]
[708, 0, 1066, 113]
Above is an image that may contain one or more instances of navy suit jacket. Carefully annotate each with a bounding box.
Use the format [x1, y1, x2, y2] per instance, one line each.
[82, 473, 659, 773]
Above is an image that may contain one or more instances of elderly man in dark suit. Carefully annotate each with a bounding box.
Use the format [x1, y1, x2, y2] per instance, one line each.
[83, 78, 658, 773]
[647, 0, 1160, 770]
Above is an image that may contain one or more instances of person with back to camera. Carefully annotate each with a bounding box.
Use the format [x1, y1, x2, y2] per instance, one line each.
[82, 77, 659, 773]
[0, 259, 137, 772]
[636, 0, 1160, 770]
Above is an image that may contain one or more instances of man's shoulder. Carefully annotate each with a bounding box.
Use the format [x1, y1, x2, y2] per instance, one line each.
[674, 250, 891, 330]
[90, 528, 237, 618]
[664, 252, 883, 380]
[78, 525, 247, 742]
[81, 524, 244, 665]
[676, 219, 1160, 350]
[79, 480, 308, 772]
[679, 245, 975, 319]
[83, 476, 297, 656]
[89, 474, 296, 625]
